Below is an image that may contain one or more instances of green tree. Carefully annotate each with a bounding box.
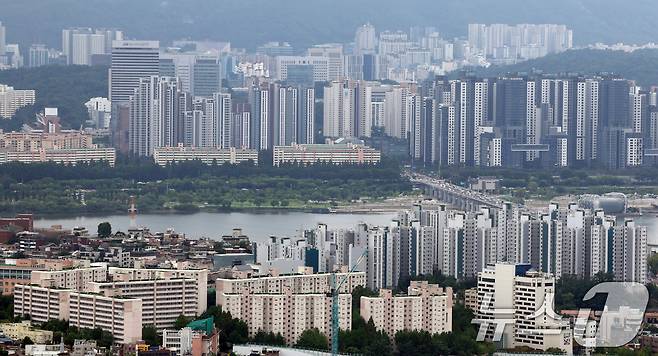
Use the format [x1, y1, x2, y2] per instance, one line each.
[21, 336, 34, 346]
[142, 325, 160, 346]
[174, 314, 192, 329]
[648, 253, 658, 275]
[294, 328, 329, 351]
[251, 331, 286, 346]
[97, 222, 112, 238]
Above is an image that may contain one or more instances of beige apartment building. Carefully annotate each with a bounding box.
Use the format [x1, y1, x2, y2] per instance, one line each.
[219, 290, 352, 345]
[215, 271, 365, 306]
[0, 321, 53, 344]
[0, 131, 93, 151]
[153, 146, 259, 166]
[360, 281, 453, 337]
[272, 142, 381, 166]
[0, 85, 35, 119]
[13, 266, 208, 343]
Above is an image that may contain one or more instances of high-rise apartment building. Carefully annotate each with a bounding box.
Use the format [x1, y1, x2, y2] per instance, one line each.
[0, 84, 35, 119]
[62, 28, 123, 65]
[476, 263, 573, 354]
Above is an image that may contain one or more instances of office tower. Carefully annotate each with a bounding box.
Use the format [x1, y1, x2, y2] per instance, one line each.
[193, 55, 222, 98]
[109, 41, 160, 103]
[276, 56, 330, 83]
[362, 54, 378, 81]
[599, 78, 631, 169]
[378, 31, 412, 57]
[62, 28, 123, 65]
[128, 76, 187, 156]
[344, 55, 364, 81]
[256, 42, 294, 56]
[476, 263, 572, 354]
[355, 23, 376, 55]
[28, 44, 49, 68]
[0, 22, 6, 56]
[308, 44, 344, 81]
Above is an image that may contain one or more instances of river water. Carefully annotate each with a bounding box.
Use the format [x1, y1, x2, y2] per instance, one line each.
[33, 211, 658, 245]
[34, 211, 398, 243]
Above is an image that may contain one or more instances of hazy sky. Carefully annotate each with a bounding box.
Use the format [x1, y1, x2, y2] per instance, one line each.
[1, 0, 657, 49]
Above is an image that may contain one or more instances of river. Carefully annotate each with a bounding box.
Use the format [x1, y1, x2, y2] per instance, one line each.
[34, 211, 658, 245]
[34, 211, 398, 243]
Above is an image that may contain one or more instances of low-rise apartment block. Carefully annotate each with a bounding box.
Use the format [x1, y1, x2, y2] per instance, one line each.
[219, 290, 351, 345]
[0, 148, 117, 166]
[0, 321, 53, 344]
[272, 141, 381, 166]
[153, 146, 258, 166]
[13, 265, 208, 343]
[215, 271, 365, 306]
[360, 281, 453, 337]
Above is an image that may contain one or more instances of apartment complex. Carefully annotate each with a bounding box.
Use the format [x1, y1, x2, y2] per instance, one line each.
[360, 281, 453, 337]
[153, 146, 258, 166]
[0, 148, 117, 166]
[272, 141, 381, 166]
[475, 263, 572, 354]
[0, 321, 53, 344]
[13, 265, 208, 343]
[220, 290, 351, 345]
[215, 271, 365, 305]
[0, 131, 94, 151]
[0, 84, 35, 119]
[0, 130, 116, 166]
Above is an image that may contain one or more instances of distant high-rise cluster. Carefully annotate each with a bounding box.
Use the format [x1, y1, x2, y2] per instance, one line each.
[468, 24, 573, 61]
[405, 75, 658, 169]
[62, 27, 123, 65]
[297, 200, 647, 291]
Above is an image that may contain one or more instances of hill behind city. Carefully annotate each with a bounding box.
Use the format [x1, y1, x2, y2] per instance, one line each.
[469, 48, 658, 86]
[1, 0, 658, 49]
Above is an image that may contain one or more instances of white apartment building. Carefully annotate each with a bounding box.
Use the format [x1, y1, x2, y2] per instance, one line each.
[476, 263, 572, 354]
[216, 271, 365, 306]
[66, 291, 142, 344]
[272, 141, 381, 166]
[13, 284, 142, 344]
[87, 278, 199, 330]
[0, 84, 35, 119]
[0, 148, 117, 167]
[220, 290, 351, 345]
[14, 266, 208, 342]
[360, 281, 453, 337]
[153, 146, 258, 166]
[30, 266, 107, 290]
[85, 97, 112, 129]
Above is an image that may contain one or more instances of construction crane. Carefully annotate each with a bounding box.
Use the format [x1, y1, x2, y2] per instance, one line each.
[331, 249, 368, 356]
